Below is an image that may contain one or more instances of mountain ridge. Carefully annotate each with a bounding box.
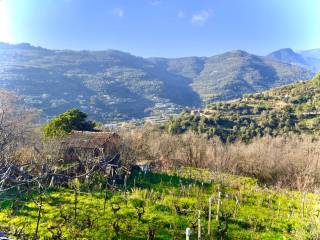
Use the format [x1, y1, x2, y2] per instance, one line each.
[267, 48, 309, 66]
[267, 48, 320, 72]
[0, 42, 316, 122]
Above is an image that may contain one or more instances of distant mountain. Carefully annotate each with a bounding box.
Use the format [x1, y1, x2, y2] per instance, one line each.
[151, 50, 314, 102]
[0, 43, 201, 121]
[299, 49, 320, 59]
[298, 49, 320, 72]
[0, 42, 314, 122]
[267, 48, 309, 67]
[267, 48, 320, 72]
[190, 50, 313, 101]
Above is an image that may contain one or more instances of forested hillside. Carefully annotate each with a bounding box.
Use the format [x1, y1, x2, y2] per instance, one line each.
[0, 43, 314, 121]
[166, 73, 320, 142]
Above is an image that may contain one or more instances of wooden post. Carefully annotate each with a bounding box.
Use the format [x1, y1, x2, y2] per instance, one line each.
[49, 167, 57, 188]
[124, 175, 128, 198]
[208, 196, 212, 236]
[74, 187, 78, 223]
[198, 210, 201, 240]
[300, 192, 306, 217]
[34, 196, 42, 240]
[233, 195, 239, 217]
[103, 180, 108, 213]
[216, 192, 221, 222]
[124, 175, 127, 191]
[186, 227, 191, 240]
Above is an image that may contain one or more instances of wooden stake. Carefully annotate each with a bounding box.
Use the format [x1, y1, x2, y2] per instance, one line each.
[198, 210, 201, 240]
[186, 228, 191, 240]
[302, 193, 306, 217]
[186, 227, 191, 240]
[49, 167, 57, 188]
[74, 187, 78, 223]
[124, 175, 128, 198]
[103, 181, 108, 213]
[34, 196, 42, 240]
[124, 175, 127, 191]
[216, 192, 221, 222]
[208, 196, 212, 236]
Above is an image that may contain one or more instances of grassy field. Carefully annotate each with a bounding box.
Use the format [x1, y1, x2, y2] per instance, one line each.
[0, 168, 319, 239]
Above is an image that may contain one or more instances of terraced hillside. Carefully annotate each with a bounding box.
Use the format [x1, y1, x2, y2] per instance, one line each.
[166, 73, 320, 142]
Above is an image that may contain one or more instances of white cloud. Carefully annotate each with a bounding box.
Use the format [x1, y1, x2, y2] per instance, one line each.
[112, 8, 124, 18]
[177, 10, 185, 19]
[191, 9, 212, 26]
[149, 0, 162, 6]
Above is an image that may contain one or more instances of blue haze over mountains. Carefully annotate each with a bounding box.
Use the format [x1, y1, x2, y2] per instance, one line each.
[267, 48, 320, 72]
[0, 42, 318, 122]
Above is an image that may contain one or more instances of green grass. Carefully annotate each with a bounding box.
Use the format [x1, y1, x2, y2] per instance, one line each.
[0, 168, 319, 239]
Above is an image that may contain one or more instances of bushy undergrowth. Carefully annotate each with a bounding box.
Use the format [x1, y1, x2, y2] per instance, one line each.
[0, 168, 319, 239]
[122, 128, 320, 191]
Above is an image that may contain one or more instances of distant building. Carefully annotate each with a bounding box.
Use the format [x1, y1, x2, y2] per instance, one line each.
[61, 131, 120, 164]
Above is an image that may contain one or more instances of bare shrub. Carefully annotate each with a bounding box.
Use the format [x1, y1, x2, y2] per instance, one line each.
[120, 127, 320, 191]
[0, 91, 28, 162]
[214, 135, 320, 191]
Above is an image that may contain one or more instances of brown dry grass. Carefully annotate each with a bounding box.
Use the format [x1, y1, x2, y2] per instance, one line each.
[121, 127, 320, 191]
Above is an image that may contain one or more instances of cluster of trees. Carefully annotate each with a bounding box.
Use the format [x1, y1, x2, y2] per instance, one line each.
[165, 108, 298, 142]
[44, 109, 96, 137]
[165, 73, 320, 142]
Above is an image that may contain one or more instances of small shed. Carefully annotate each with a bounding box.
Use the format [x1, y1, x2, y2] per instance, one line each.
[62, 131, 120, 163]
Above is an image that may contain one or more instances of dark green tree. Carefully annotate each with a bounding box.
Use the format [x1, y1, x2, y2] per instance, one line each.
[44, 109, 95, 137]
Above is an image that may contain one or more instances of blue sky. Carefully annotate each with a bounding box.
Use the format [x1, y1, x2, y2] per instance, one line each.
[1, 0, 319, 57]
